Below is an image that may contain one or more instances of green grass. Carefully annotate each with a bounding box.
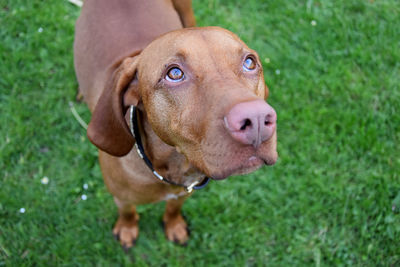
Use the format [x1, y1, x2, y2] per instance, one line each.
[1, 0, 399, 265]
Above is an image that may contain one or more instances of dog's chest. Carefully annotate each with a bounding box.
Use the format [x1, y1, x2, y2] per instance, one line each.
[163, 191, 188, 201]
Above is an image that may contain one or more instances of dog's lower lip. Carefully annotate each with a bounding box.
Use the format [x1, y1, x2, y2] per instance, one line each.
[263, 157, 277, 165]
[208, 156, 264, 180]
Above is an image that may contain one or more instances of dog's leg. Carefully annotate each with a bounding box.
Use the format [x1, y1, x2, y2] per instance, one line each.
[163, 195, 190, 245]
[112, 198, 139, 251]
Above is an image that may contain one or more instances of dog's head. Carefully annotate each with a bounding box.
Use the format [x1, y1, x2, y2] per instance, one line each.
[88, 27, 278, 179]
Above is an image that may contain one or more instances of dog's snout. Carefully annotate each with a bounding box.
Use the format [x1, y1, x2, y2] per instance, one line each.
[224, 100, 277, 148]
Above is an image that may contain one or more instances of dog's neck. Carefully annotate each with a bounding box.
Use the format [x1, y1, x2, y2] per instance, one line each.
[129, 104, 208, 190]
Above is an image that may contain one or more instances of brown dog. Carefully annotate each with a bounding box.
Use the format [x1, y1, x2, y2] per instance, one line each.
[74, 0, 277, 249]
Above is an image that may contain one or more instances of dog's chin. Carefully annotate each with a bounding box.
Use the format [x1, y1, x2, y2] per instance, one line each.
[208, 153, 278, 180]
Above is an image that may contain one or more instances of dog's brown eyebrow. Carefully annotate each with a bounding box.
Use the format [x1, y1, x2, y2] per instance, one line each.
[162, 51, 189, 69]
[175, 50, 188, 60]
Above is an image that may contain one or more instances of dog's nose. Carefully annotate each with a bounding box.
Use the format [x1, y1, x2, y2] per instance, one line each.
[224, 100, 277, 148]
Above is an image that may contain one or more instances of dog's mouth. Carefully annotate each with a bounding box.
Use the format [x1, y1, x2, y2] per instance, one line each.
[195, 132, 278, 180]
[209, 153, 277, 180]
[211, 156, 263, 180]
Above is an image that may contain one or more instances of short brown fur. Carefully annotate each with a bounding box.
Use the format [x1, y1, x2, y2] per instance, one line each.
[74, 0, 277, 248]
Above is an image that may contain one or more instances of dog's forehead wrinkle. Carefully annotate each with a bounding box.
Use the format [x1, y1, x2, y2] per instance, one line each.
[202, 30, 244, 52]
[185, 32, 238, 77]
[175, 29, 242, 56]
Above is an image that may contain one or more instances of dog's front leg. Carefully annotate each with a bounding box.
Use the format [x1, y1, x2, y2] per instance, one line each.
[163, 195, 190, 245]
[112, 198, 139, 251]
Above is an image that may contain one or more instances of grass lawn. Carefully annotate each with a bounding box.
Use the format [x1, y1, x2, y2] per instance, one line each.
[1, 0, 399, 265]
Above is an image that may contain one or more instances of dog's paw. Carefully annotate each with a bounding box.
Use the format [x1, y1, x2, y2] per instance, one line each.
[163, 215, 189, 245]
[112, 215, 139, 251]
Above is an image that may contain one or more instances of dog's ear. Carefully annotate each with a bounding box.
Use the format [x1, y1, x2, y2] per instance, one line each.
[87, 56, 140, 156]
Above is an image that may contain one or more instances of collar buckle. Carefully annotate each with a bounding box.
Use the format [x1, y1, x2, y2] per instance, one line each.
[185, 181, 200, 193]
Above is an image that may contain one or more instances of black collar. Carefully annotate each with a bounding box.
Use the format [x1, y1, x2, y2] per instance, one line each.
[129, 106, 210, 193]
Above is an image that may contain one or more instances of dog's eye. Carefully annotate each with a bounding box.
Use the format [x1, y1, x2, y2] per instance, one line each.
[166, 67, 184, 82]
[243, 56, 256, 71]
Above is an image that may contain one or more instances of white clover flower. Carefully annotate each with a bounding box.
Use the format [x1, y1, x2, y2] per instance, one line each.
[275, 69, 281, 75]
[19, 208, 26, 213]
[311, 20, 317, 26]
[81, 194, 87, 201]
[83, 183, 88, 190]
[41, 176, 49, 185]
[38, 27, 43, 33]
